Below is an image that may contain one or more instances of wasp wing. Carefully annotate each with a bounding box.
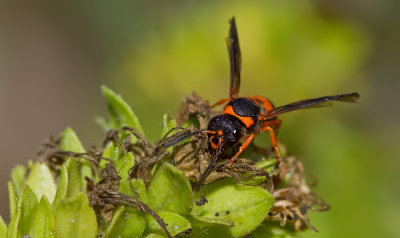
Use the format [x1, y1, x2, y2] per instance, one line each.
[227, 17, 241, 98]
[265, 92, 360, 119]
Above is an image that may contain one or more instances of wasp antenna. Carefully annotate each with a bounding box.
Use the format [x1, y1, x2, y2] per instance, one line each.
[161, 129, 217, 149]
[160, 127, 185, 141]
[161, 130, 201, 149]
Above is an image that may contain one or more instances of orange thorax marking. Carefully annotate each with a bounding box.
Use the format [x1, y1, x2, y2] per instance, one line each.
[250, 96, 274, 112]
[223, 105, 255, 128]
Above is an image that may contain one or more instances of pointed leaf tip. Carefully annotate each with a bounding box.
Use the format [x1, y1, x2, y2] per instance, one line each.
[25, 163, 56, 203]
[100, 85, 144, 134]
[60, 127, 85, 153]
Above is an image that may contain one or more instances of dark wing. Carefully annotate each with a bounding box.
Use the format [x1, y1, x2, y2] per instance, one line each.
[265, 92, 360, 119]
[227, 17, 241, 98]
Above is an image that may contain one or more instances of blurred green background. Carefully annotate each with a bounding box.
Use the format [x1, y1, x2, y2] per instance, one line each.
[1, 0, 399, 237]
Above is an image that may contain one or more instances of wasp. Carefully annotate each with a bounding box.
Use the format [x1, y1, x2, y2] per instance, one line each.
[164, 17, 359, 183]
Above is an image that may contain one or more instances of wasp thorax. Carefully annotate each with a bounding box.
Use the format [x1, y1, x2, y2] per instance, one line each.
[228, 98, 260, 121]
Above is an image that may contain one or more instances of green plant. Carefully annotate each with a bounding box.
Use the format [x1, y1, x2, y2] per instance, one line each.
[1, 86, 327, 238]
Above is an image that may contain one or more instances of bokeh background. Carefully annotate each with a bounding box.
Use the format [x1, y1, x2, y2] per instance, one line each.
[1, 0, 399, 237]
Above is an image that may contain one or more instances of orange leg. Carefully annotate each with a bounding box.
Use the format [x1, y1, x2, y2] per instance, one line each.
[210, 98, 231, 108]
[266, 119, 282, 135]
[260, 121, 288, 170]
[200, 130, 217, 135]
[228, 134, 255, 166]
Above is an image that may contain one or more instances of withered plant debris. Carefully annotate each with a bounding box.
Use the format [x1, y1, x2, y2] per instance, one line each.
[39, 137, 175, 237]
[37, 135, 62, 169]
[37, 92, 329, 234]
[37, 135, 102, 176]
[175, 92, 215, 129]
[88, 163, 173, 238]
[266, 156, 330, 232]
[101, 126, 171, 182]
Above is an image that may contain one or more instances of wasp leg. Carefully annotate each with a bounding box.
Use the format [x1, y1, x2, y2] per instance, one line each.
[267, 119, 282, 135]
[260, 120, 288, 170]
[209, 98, 231, 108]
[228, 134, 255, 166]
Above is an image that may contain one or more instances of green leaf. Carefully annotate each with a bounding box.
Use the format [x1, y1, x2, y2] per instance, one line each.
[252, 224, 300, 238]
[53, 193, 97, 238]
[25, 163, 57, 203]
[18, 186, 39, 238]
[147, 162, 193, 215]
[161, 114, 177, 138]
[25, 196, 55, 238]
[0, 216, 7, 238]
[119, 179, 148, 203]
[190, 215, 234, 227]
[6, 186, 20, 238]
[256, 158, 278, 174]
[7, 185, 38, 238]
[144, 234, 167, 238]
[115, 152, 135, 181]
[10, 165, 26, 192]
[146, 211, 191, 237]
[189, 216, 233, 238]
[80, 165, 93, 192]
[99, 142, 122, 172]
[103, 206, 146, 238]
[7, 182, 16, 220]
[101, 85, 144, 134]
[60, 127, 86, 153]
[52, 158, 81, 208]
[191, 178, 274, 237]
[60, 127, 93, 192]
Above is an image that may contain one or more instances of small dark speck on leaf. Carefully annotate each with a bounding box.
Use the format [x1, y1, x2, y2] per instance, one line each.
[226, 210, 230, 215]
[195, 194, 208, 206]
[215, 212, 219, 216]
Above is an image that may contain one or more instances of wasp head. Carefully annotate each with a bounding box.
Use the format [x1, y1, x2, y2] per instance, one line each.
[207, 115, 244, 156]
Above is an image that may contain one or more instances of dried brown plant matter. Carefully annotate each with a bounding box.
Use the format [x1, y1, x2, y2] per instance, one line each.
[38, 92, 329, 234]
